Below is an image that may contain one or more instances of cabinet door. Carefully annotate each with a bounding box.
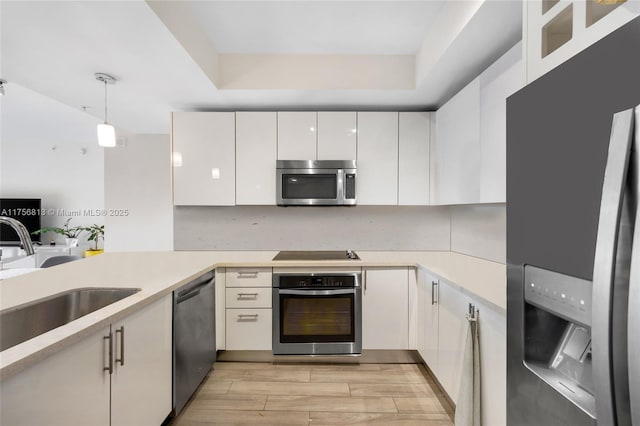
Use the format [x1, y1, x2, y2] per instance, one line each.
[475, 298, 506, 426]
[317, 111, 357, 160]
[437, 279, 472, 402]
[111, 295, 173, 426]
[172, 112, 236, 205]
[277, 112, 317, 160]
[236, 112, 277, 205]
[431, 78, 481, 205]
[479, 45, 522, 203]
[417, 268, 439, 374]
[399, 112, 431, 205]
[226, 287, 272, 308]
[357, 112, 399, 205]
[0, 327, 110, 426]
[362, 268, 408, 349]
[226, 308, 272, 350]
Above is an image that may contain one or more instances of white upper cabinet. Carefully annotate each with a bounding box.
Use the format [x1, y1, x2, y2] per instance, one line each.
[431, 78, 481, 206]
[317, 111, 357, 160]
[399, 112, 431, 205]
[357, 112, 399, 205]
[277, 112, 317, 160]
[479, 43, 523, 203]
[236, 112, 277, 205]
[431, 44, 523, 205]
[172, 112, 236, 206]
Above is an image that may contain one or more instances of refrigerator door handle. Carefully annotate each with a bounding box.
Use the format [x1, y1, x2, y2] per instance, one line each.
[629, 106, 640, 426]
[592, 108, 635, 426]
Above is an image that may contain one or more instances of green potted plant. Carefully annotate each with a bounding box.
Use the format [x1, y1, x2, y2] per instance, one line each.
[32, 218, 83, 248]
[81, 224, 105, 256]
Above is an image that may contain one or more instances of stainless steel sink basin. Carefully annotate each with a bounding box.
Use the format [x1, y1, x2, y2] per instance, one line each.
[0, 287, 140, 351]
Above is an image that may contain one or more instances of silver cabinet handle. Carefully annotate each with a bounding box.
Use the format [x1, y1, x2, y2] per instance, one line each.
[237, 293, 259, 298]
[431, 280, 438, 305]
[115, 326, 125, 366]
[592, 108, 635, 426]
[237, 271, 259, 278]
[364, 270, 367, 294]
[104, 331, 113, 374]
[238, 313, 259, 319]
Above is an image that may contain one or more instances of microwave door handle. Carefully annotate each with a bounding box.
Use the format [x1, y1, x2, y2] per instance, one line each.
[629, 106, 640, 426]
[592, 108, 635, 426]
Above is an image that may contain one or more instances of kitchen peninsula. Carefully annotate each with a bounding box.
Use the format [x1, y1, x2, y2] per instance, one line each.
[0, 250, 505, 425]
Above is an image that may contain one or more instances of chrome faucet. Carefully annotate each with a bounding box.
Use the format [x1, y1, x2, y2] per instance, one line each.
[0, 216, 35, 256]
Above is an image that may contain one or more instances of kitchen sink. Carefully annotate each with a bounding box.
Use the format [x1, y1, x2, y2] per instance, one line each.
[0, 287, 140, 351]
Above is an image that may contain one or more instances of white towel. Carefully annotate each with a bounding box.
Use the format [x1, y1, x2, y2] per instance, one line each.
[455, 313, 481, 426]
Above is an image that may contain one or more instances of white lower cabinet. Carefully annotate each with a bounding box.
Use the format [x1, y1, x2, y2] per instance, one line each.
[362, 268, 409, 350]
[0, 295, 172, 426]
[225, 309, 272, 350]
[1, 326, 111, 426]
[110, 295, 173, 426]
[437, 279, 472, 402]
[225, 268, 272, 350]
[425, 277, 506, 426]
[475, 295, 507, 426]
[416, 267, 439, 374]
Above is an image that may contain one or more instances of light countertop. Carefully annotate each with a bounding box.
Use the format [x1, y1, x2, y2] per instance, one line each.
[0, 250, 505, 380]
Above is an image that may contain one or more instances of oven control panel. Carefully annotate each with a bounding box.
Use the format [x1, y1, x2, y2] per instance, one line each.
[276, 274, 360, 289]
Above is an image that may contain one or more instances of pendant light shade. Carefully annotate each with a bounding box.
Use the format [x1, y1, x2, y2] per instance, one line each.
[97, 123, 116, 147]
[95, 73, 117, 147]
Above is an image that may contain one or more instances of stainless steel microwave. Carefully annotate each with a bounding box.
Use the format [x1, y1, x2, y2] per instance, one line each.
[276, 160, 356, 206]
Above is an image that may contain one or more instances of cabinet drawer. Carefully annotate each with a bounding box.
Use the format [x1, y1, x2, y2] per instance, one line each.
[226, 288, 272, 308]
[225, 308, 272, 350]
[226, 268, 272, 287]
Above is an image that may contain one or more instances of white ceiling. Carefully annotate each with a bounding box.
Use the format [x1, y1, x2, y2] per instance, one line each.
[0, 1, 522, 135]
[189, 1, 445, 54]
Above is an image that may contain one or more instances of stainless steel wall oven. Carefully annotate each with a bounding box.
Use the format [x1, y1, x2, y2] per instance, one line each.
[272, 271, 362, 355]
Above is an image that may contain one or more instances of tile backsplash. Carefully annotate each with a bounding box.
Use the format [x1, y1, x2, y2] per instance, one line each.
[174, 206, 451, 251]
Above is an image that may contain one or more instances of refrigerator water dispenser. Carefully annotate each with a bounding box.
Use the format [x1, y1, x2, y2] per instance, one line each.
[523, 266, 595, 419]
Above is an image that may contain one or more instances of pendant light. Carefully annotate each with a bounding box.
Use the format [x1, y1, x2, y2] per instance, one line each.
[95, 73, 117, 147]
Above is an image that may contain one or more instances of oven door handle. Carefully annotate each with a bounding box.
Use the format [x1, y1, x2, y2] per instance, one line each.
[278, 289, 355, 296]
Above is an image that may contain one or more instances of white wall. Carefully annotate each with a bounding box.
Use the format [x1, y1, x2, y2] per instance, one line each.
[450, 203, 505, 263]
[104, 134, 173, 252]
[0, 83, 104, 245]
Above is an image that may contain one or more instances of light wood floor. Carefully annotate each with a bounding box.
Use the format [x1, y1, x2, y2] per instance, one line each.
[171, 362, 454, 425]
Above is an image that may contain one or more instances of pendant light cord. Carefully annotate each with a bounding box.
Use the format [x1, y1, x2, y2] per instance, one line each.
[104, 79, 108, 124]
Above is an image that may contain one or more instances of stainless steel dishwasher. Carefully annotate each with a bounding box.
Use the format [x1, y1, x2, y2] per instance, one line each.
[173, 270, 216, 415]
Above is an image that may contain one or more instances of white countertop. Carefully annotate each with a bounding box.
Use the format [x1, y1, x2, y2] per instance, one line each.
[0, 250, 505, 380]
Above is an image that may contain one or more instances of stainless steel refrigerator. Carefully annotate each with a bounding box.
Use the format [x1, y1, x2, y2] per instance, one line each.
[507, 16, 640, 426]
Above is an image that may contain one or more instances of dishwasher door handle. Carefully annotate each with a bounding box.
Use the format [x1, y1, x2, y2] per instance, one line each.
[177, 281, 211, 304]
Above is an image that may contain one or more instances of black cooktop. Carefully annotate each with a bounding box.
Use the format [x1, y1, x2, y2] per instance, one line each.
[272, 250, 360, 261]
